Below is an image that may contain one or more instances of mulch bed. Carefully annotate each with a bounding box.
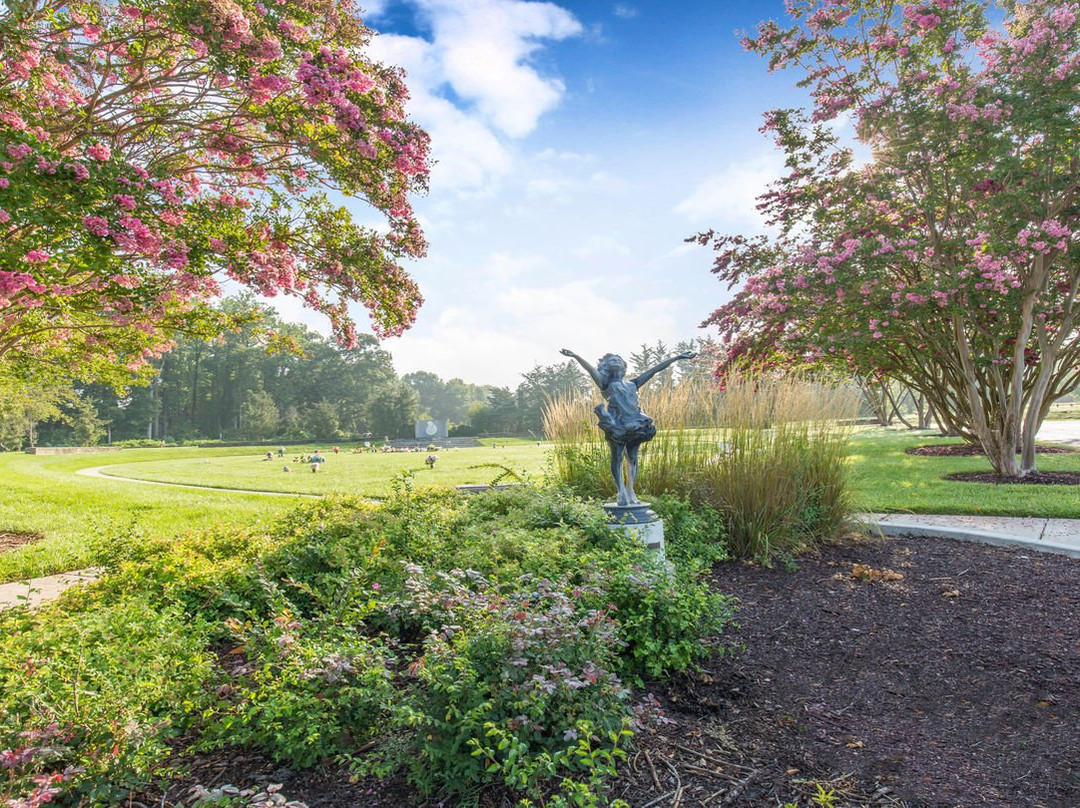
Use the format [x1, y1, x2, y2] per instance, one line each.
[0, 531, 43, 554]
[944, 470, 1080, 485]
[906, 444, 1075, 456]
[139, 535, 1080, 807]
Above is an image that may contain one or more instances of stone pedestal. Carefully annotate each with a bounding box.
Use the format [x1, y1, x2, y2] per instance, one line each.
[603, 502, 665, 555]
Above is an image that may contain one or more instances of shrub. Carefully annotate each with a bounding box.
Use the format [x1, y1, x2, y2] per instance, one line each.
[4, 485, 735, 805]
[87, 524, 285, 625]
[575, 543, 735, 683]
[203, 612, 395, 768]
[0, 599, 215, 803]
[391, 566, 630, 803]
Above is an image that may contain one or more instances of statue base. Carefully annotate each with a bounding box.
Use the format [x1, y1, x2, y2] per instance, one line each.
[603, 502, 664, 555]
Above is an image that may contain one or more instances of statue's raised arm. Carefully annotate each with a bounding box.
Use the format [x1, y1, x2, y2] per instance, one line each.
[631, 351, 697, 389]
[560, 348, 606, 390]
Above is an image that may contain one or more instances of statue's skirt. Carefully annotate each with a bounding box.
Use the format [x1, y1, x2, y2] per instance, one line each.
[595, 406, 656, 446]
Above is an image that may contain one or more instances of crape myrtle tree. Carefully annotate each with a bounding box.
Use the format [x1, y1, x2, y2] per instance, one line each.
[0, 0, 429, 387]
[698, 0, 1080, 476]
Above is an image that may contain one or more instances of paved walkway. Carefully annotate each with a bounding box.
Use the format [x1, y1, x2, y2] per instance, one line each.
[867, 514, 1080, 559]
[0, 569, 101, 611]
[76, 466, 319, 497]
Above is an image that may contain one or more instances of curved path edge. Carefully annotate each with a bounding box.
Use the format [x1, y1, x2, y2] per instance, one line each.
[76, 465, 320, 498]
[864, 513, 1080, 559]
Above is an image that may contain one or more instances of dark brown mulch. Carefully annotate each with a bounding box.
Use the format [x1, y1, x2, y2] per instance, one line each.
[944, 470, 1080, 485]
[612, 536, 1080, 807]
[906, 444, 1075, 456]
[140, 536, 1080, 808]
[0, 531, 43, 554]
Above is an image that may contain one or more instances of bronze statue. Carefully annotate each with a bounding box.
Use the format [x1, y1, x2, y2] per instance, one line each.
[560, 348, 695, 506]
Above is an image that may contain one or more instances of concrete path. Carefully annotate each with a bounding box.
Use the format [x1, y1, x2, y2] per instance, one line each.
[867, 514, 1080, 559]
[0, 569, 101, 612]
[76, 465, 319, 497]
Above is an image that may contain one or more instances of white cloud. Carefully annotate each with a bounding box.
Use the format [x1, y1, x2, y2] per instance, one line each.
[387, 277, 686, 387]
[673, 153, 782, 232]
[613, 4, 638, 19]
[572, 234, 630, 258]
[421, 0, 583, 138]
[366, 1, 583, 191]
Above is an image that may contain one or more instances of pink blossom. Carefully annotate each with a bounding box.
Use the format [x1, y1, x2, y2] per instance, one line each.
[0, 209, 9, 224]
[24, 249, 50, 264]
[6, 143, 32, 160]
[0, 111, 27, 130]
[83, 216, 110, 237]
[86, 142, 111, 161]
[113, 194, 137, 211]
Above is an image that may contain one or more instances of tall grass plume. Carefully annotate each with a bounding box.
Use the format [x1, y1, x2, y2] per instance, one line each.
[544, 374, 859, 562]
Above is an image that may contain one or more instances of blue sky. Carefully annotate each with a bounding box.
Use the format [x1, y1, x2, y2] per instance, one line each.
[279, 0, 808, 387]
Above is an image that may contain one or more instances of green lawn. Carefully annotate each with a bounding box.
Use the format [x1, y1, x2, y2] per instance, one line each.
[848, 429, 1080, 518]
[0, 444, 549, 583]
[4, 429, 1080, 584]
[99, 444, 549, 495]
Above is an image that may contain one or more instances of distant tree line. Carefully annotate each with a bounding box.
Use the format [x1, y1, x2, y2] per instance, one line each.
[0, 299, 715, 448]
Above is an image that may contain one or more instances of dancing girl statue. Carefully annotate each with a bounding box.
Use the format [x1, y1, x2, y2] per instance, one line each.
[560, 347, 696, 507]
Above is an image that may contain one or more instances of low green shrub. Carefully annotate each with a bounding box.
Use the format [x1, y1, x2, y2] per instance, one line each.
[391, 566, 630, 803]
[87, 524, 284, 624]
[0, 599, 215, 803]
[203, 612, 396, 768]
[2, 484, 736, 806]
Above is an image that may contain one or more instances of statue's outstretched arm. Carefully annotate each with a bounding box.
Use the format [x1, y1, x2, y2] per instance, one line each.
[632, 351, 697, 388]
[560, 348, 605, 389]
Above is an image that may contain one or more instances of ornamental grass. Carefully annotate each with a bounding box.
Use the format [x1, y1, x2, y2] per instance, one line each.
[544, 373, 860, 562]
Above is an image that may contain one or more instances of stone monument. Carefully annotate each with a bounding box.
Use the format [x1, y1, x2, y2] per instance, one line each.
[559, 347, 695, 553]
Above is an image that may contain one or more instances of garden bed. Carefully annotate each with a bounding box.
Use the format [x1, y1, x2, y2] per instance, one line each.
[616, 535, 1080, 806]
[944, 470, 1080, 485]
[133, 534, 1080, 807]
[905, 443, 1075, 456]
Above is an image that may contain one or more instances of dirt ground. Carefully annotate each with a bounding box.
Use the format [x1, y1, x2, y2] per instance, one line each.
[0, 531, 42, 554]
[139, 533, 1080, 808]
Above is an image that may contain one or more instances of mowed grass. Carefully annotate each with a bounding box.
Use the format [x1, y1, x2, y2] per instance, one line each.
[848, 429, 1080, 518]
[5, 428, 1080, 584]
[0, 447, 303, 583]
[99, 444, 548, 495]
[0, 444, 550, 583]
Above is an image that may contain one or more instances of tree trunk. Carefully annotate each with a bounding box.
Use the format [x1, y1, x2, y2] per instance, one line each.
[953, 314, 1021, 476]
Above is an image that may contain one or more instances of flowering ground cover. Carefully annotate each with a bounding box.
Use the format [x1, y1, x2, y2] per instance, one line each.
[0, 488, 733, 807]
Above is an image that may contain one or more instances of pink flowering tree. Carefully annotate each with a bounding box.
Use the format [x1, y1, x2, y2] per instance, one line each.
[0, 0, 428, 386]
[699, 0, 1080, 476]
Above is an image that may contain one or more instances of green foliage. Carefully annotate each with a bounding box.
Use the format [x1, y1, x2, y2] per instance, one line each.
[470, 720, 632, 808]
[390, 566, 629, 801]
[577, 545, 735, 683]
[0, 599, 215, 802]
[203, 613, 395, 768]
[86, 524, 285, 624]
[0, 484, 735, 805]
